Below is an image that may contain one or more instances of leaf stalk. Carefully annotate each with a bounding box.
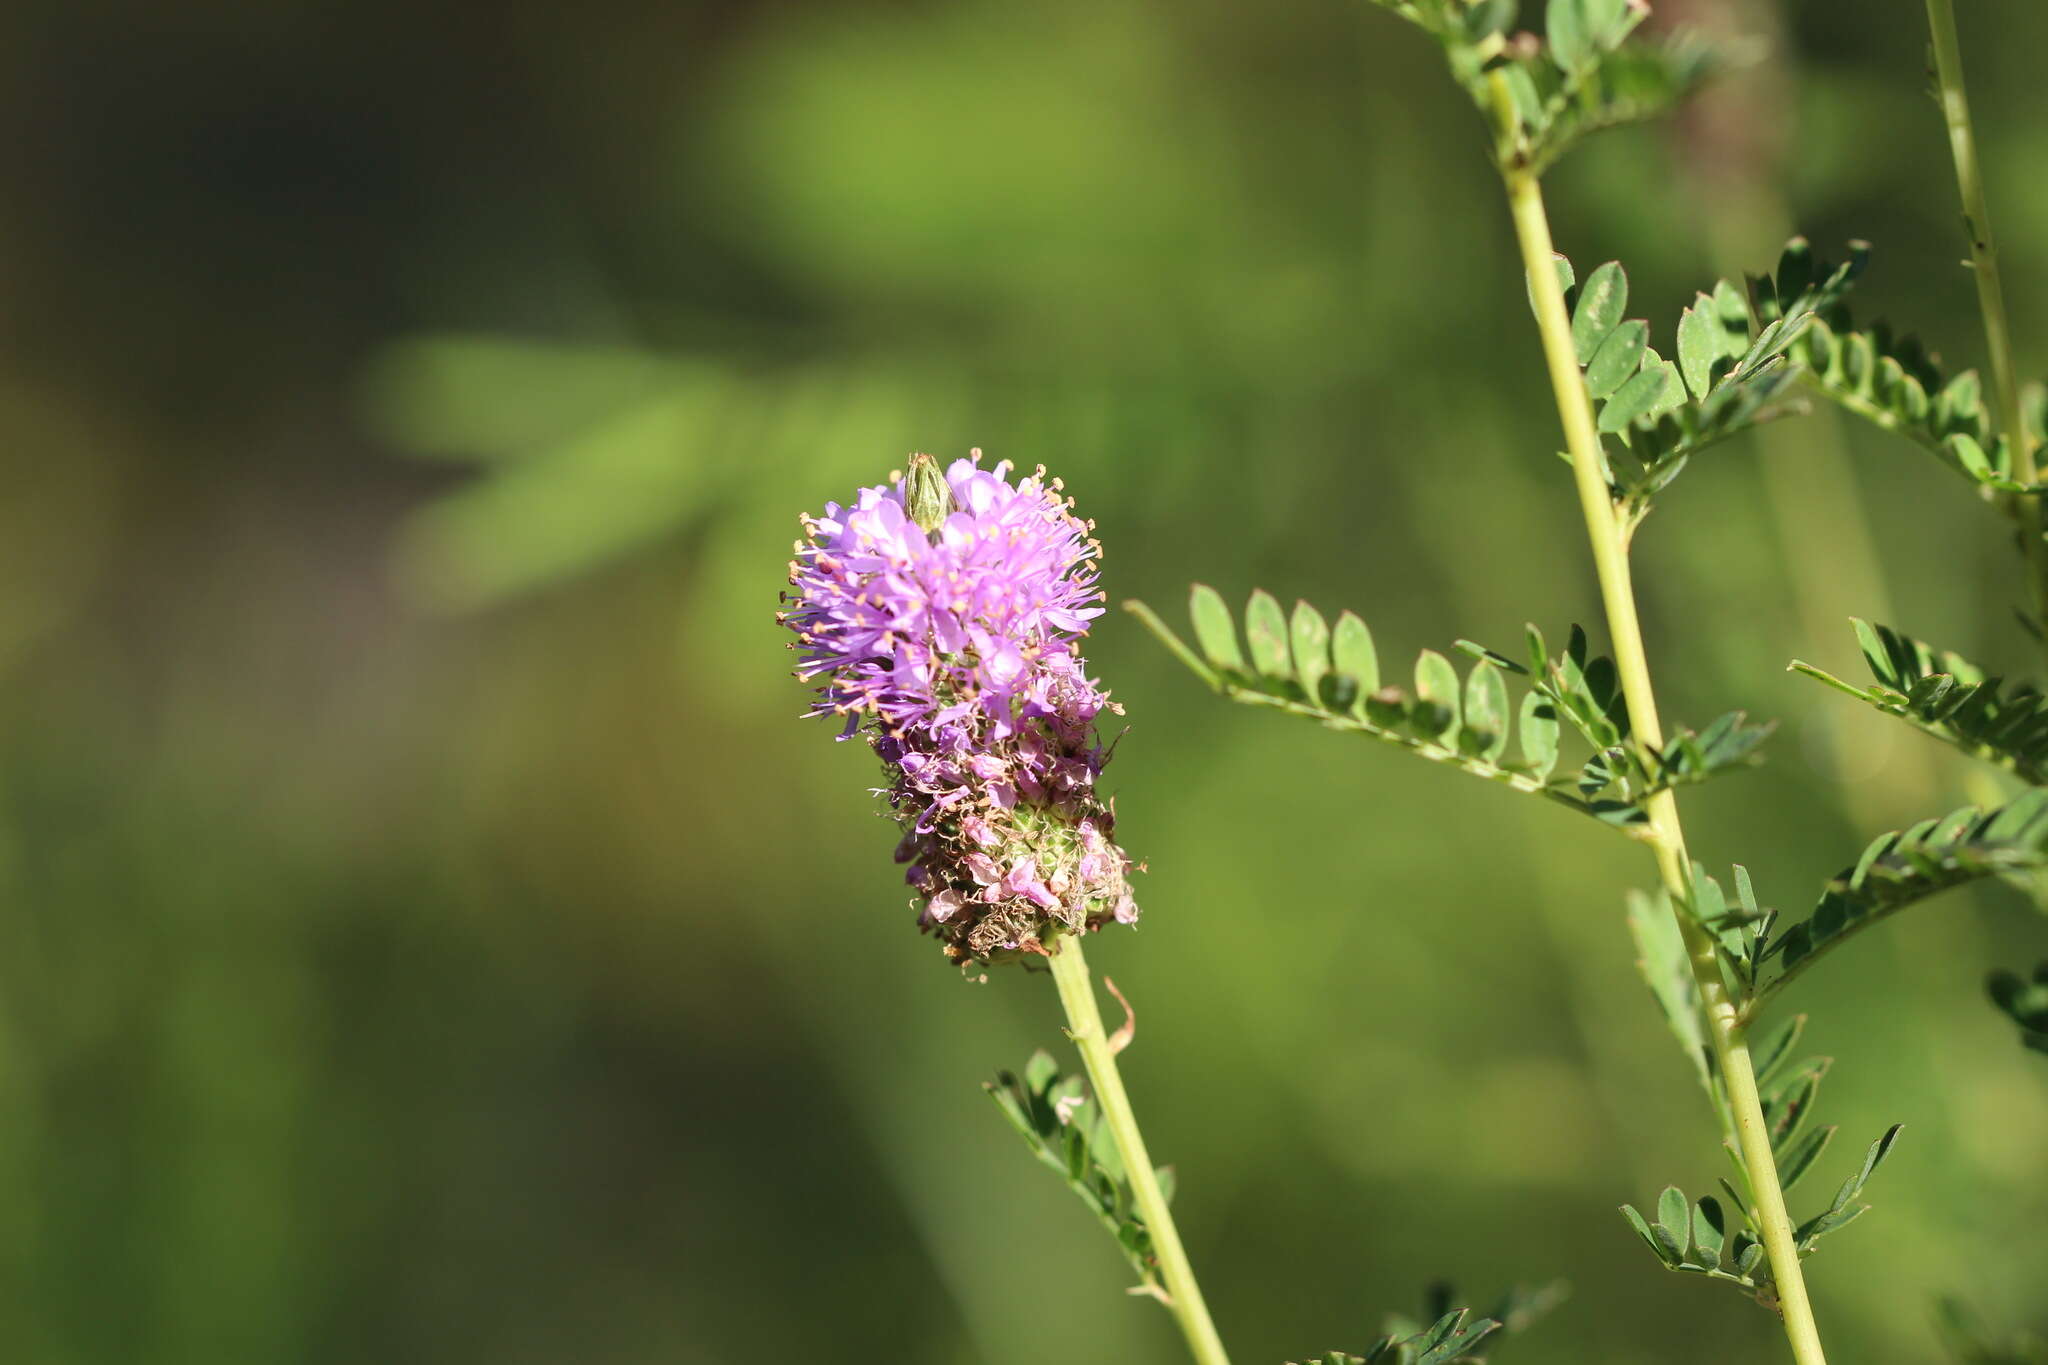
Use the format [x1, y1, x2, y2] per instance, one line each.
[1047, 936, 1231, 1365]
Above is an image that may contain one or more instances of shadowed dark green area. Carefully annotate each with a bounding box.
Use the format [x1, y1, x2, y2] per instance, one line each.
[1, 0, 2046, 1361]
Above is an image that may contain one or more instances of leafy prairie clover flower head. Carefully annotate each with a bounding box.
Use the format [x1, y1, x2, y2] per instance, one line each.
[781, 450, 1140, 968]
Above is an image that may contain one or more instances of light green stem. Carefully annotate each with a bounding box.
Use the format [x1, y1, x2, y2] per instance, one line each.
[1492, 82, 1828, 1365]
[1925, 0, 2047, 639]
[1047, 936, 1230, 1365]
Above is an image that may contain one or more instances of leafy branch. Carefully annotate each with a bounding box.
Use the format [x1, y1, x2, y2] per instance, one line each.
[1620, 1187, 1762, 1295]
[1622, 1123, 1902, 1306]
[1367, 0, 1720, 180]
[1732, 791, 2048, 1019]
[1531, 233, 2041, 537]
[1786, 1126, 1903, 1256]
[1794, 619, 2048, 785]
[1489, 8, 1720, 178]
[1988, 961, 2048, 1059]
[1743, 239, 2040, 497]
[1541, 238, 1867, 535]
[985, 1051, 1176, 1299]
[1290, 1282, 1565, 1365]
[1630, 889, 1905, 1305]
[1128, 589, 1770, 835]
[1628, 886, 1713, 1094]
[1292, 1311, 1497, 1365]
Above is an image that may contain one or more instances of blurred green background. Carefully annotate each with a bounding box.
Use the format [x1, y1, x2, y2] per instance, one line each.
[2, 0, 2046, 1360]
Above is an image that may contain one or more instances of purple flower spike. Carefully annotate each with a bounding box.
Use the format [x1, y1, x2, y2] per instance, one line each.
[781, 450, 1140, 968]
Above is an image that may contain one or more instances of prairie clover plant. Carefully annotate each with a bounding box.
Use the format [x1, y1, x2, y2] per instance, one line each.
[782, 451, 1229, 1363]
[784, 4, 2048, 1363]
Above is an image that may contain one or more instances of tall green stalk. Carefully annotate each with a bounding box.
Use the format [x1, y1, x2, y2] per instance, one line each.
[1490, 77, 1828, 1365]
[1047, 937, 1231, 1365]
[1925, 0, 2047, 643]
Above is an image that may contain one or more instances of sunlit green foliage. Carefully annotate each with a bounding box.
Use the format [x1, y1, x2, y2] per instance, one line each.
[1291, 1282, 1564, 1365]
[1791, 613, 2048, 1058]
[1621, 1125, 1902, 1302]
[1729, 794, 2048, 1012]
[1619, 1186, 1761, 1293]
[1367, 0, 1720, 177]
[1538, 238, 1868, 534]
[1129, 589, 1769, 831]
[1292, 1310, 1496, 1365]
[1622, 921, 1908, 1303]
[1778, 270, 2036, 495]
[1795, 620, 2048, 785]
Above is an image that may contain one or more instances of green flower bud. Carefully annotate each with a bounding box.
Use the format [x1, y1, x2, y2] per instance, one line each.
[903, 451, 954, 534]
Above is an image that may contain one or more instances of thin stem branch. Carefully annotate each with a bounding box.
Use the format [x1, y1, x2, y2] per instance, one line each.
[1490, 74, 1827, 1365]
[1925, 0, 2047, 643]
[1047, 936, 1230, 1365]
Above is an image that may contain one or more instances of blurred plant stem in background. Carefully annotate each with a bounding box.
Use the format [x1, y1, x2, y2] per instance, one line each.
[1400, 432, 1661, 1193]
[1923, 0, 2048, 653]
[1676, 0, 1932, 816]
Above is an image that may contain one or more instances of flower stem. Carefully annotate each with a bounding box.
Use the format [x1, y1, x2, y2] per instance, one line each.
[1491, 82, 1828, 1365]
[1046, 935, 1231, 1365]
[1925, 0, 2047, 645]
